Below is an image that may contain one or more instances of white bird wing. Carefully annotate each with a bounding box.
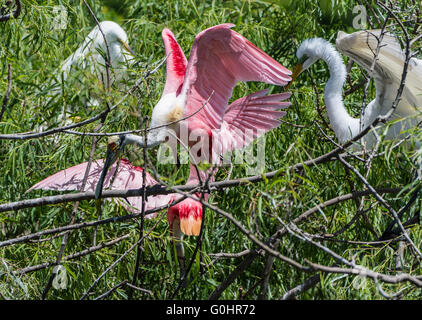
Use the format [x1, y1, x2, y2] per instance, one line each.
[44, 32, 97, 102]
[336, 30, 422, 116]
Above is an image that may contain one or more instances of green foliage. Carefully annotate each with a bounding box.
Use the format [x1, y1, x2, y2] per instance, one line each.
[0, 0, 421, 300]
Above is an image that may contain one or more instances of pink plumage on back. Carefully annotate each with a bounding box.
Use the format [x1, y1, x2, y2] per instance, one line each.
[27, 159, 109, 192]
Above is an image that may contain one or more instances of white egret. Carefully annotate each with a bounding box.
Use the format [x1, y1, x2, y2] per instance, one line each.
[42, 21, 135, 127]
[291, 30, 422, 149]
[291, 30, 422, 240]
[57, 20, 134, 86]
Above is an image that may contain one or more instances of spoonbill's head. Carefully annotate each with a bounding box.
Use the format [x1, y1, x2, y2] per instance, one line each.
[94, 135, 126, 199]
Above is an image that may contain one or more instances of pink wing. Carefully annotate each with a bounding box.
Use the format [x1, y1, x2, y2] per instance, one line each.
[27, 159, 174, 218]
[212, 89, 290, 162]
[180, 24, 292, 132]
[162, 28, 188, 96]
[27, 159, 108, 192]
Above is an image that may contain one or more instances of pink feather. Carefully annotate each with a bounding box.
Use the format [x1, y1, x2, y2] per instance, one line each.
[212, 89, 291, 162]
[27, 159, 174, 219]
[179, 24, 291, 133]
[160, 24, 291, 165]
[162, 28, 188, 96]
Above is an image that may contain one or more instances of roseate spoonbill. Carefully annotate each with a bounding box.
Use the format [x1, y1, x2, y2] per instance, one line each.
[28, 84, 290, 279]
[92, 85, 290, 227]
[29, 23, 291, 277]
[290, 30, 422, 149]
[43, 21, 135, 127]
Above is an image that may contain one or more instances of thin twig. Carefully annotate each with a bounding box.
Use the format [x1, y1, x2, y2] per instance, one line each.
[15, 234, 131, 275]
[0, 64, 12, 121]
[80, 212, 165, 300]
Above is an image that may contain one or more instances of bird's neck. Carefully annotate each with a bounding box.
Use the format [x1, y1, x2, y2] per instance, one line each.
[321, 44, 360, 143]
[125, 133, 163, 148]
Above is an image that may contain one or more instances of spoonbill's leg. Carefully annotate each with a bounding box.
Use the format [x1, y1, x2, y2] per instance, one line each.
[172, 218, 187, 286]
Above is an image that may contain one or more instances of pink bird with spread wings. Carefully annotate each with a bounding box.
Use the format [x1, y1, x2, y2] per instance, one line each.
[27, 158, 203, 235]
[28, 23, 292, 278]
[92, 23, 291, 233]
[27, 157, 205, 276]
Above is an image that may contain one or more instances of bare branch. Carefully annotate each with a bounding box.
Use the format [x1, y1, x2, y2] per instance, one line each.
[280, 274, 321, 300]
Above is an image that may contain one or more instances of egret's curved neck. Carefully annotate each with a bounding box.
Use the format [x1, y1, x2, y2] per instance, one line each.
[318, 44, 360, 143]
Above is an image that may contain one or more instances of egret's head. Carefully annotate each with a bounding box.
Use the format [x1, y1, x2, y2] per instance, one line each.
[288, 38, 330, 86]
[95, 21, 135, 56]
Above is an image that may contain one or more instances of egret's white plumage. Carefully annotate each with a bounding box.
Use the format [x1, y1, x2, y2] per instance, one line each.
[42, 21, 134, 127]
[337, 30, 422, 111]
[58, 21, 134, 86]
[294, 30, 422, 149]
